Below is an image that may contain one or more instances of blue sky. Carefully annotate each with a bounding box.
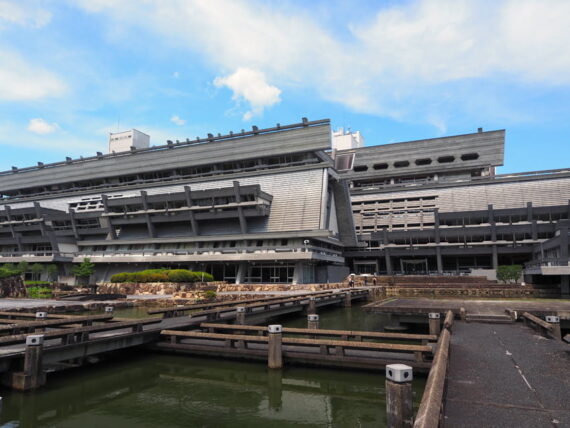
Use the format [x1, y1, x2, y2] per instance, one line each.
[1, 0, 569, 173]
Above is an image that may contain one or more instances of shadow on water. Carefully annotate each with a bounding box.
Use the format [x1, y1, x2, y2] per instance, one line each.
[0, 304, 426, 428]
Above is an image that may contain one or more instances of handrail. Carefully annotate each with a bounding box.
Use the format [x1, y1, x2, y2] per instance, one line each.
[521, 312, 553, 331]
[414, 310, 453, 428]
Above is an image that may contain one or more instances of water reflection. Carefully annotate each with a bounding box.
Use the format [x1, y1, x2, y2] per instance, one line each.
[0, 305, 425, 428]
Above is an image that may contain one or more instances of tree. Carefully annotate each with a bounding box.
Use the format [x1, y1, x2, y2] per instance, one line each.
[497, 265, 522, 284]
[72, 258, 95, 285]
[30, 263, 44, 281]
[16, 261, 29, 275]
[46, 264, 59, 282]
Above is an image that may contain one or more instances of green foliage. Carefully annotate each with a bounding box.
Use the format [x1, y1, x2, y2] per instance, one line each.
[27, 287, 53, 299]
[25, 281, 52, 286]
[496, 265, 522, 283]
[110, 268, 214, 283]
[16, 261, 29, 274]
[30, 263, 44, 276]
[203, 290, 217, 300]
[46, 264, 59, 281]
[0, 268, 19, 279]
[72, 258, 95, 279]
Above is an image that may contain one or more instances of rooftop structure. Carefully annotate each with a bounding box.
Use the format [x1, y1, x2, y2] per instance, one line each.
[108, 129, 150, 154]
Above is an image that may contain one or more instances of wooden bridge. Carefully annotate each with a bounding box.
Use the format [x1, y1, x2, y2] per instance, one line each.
[0, 288, 370, 390]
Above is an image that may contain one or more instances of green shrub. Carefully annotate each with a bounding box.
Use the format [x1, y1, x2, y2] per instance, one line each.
[193, 271, 214, 282]
[0, 267, 19, 279]
[167, 269, 195, 283]
[497, 265, 522, 283]
[109, 269, 214, 283]
[203, 290, 217, 300]
[27, 287, 53, 299]
[24, 281, 52, 286]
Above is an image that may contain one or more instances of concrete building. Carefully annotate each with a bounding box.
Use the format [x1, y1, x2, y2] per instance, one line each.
[0, 119, 355, 284]
[340, 129, 570, 295]
[331, 128, 364, 151]
[0, 119, 568, 294]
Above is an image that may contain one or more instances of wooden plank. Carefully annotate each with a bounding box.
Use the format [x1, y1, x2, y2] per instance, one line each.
[0, 314, 114, 332]
[522, 312, 553, 331]
[161, 330, 431, 352]
[0, 318, 160, 346]
[414, 328, 451, 428]
[199, 323, 437, 341]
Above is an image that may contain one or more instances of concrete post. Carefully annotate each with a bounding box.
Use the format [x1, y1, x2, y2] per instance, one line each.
[236, 306, 246, 325]
[35, 312, 47, 320]
[343, 292, 352, 307]
[267, 325, 283, 369]
[428, 313, 441, 336]
[307, 314, 319, 330]
[267, 369, 283, 410]
[459, 307, 467, 321]
[385, 364, 414, 428]
[9, 335, 47, 391]
[104, 306, 114, 313]
[545, 316, 562, 341]
[306, 297, 316, 315]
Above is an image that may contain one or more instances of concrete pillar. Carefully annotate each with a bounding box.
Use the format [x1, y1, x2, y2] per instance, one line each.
[385, 250, 393, 275]
[236, 306, 246, 325]
[235, 262, 247, 285]
[460, 307, 467, 321]
[561, 276, 570, 298]
[307, 314, 319, 329]
[306, 297, 316, 314]
[8, 335, 47, 391]
[546, 316, 562, 341]
[267, 325, 283, 369]
[385, 364, 414, 428]
[428, 313, 441, 336]
[267, 369, 283, 411]
[436, 247, 443, 274]
[104, 306, 114, 313]
[343, 292, 352, 307]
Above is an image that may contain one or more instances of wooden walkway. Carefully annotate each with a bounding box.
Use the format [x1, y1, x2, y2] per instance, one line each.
[443, 322, 570, 428]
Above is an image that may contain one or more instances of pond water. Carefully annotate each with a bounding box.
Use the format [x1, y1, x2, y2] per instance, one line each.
[0, 304, 426, 428]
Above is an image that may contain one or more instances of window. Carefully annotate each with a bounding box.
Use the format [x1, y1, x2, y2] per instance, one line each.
[353, 165, 368, 172]
[394, 160, 410, 168]
[415, 158, 432, 166]
[373, 163, 389, 170]
[461, 153, 479, 161]
[437, 155, 455, 163]
[335, 153, 355, 171]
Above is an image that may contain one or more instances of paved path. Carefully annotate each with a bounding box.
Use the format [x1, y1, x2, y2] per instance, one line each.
[365, 298, 570, 318]
[444, 322, 570, 427]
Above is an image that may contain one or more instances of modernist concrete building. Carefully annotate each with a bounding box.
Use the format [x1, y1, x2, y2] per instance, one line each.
[0, 118, 568, 293]
[0, 119, 355, 284]
[339, 129, 570, 295]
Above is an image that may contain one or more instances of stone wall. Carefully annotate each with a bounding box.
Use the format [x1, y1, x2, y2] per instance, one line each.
[97, 282, 222, 296]
[0, 276, 26, 298]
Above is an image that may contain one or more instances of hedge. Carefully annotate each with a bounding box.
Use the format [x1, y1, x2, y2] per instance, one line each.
[24, 281, 52, 286]
[27, 287, 53, 299]
[110, 269, 214, 283]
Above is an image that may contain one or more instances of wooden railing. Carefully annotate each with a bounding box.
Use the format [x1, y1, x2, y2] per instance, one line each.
[414, 310, 454, 428]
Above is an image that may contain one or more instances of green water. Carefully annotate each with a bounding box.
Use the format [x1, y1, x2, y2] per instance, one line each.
[0, 305, 426, 428]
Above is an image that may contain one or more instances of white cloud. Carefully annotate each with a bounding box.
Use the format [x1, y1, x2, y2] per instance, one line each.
[170, 115, 185, 126]
[73, 0, 570, 129]
[27, 118, 60, 134]
[214, 68, 281, 120]
[0, 0, 52, 28]
[0, 50, 66, 101]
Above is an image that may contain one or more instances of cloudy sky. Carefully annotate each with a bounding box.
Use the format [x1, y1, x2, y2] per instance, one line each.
[1, 0, 569, 173]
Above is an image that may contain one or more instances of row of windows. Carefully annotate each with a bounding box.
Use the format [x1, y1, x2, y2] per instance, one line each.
[351, 153, 480, 173]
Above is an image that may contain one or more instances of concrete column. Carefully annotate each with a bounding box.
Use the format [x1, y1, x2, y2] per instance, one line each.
[546, 316, 562, 341]
[267, 369, 283, 411]
[492, 245, 498, 269]
[306, 297, 316, 315]
[436, 247, 443, 274]
[9, 335, 47, 391]
[385, 364, 414, 428]
[343, 292, 352, 307]
[236, 306, 246, 325]
[428, 313, 441, 336]
[233, 181, 248, 234]
[184, 185, 199, 236]
[561, 277, 570, 298]
[267, 325, 283, 369]
[235, 262, 247, 285]
[385, 250, 393, 275]
[307, 314, 319, 329]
